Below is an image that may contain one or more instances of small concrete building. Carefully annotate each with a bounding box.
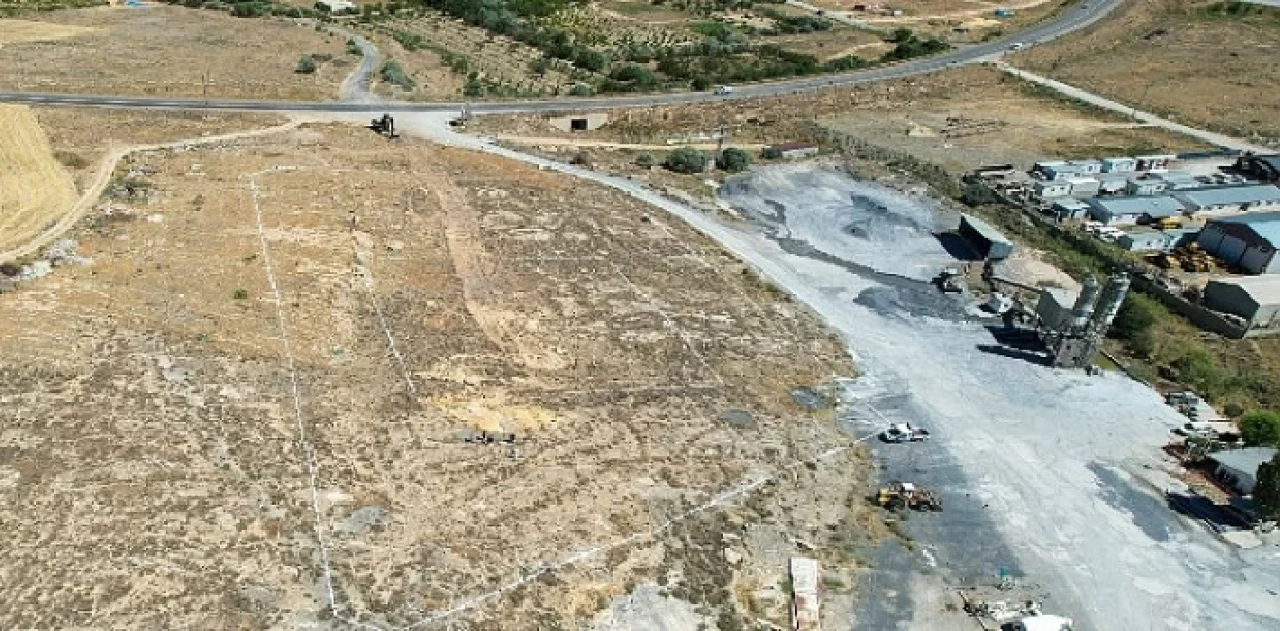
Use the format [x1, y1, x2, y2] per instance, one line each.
[768, 142, 820, 159]
[1118, 228, 1194, 252]
[1151, 170, 1202, 190]
[1035, 159, 1101, 180]
[1087, 195, 1186, 226]
[1096, 174, 1130, 195]
[1102, 156, 1137, 173]
[958, 214, 1015, 260]
[1203, 276, 1280, 330]
[1175, 184, 1280, 217]
[1125, 177, 1168, 196]
[1197, 211, 1280, 274]
[547, 112, 609, 132]
[1207, 447, 1278, 495]
[1034, 180, 1072, 199]
[315, 0, 356, 13]
[1035, 287, 1078, 331]
[1052, 198, 1091, 220]
[1066, 176, 1100, 197]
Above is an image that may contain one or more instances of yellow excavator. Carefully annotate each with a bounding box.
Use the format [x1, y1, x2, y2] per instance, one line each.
[876, 482, 943, 512]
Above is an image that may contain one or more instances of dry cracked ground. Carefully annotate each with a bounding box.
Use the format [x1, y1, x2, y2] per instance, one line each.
[0, 122, 872, 629]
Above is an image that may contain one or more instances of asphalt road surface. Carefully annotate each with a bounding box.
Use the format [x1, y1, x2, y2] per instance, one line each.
[0, 0, 1119, 114]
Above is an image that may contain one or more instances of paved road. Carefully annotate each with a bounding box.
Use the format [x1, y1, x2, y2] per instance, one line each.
[0, 0, 1118, 114]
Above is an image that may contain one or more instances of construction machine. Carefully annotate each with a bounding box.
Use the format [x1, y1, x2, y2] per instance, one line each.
[880, 422, 931, 443]
[933, 267, 964, 293]
[876, 482, 943, 512]
[369, 114, 399, 139]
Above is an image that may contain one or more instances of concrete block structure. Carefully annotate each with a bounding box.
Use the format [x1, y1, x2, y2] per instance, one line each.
[547, 112, 609, 132]
[1197, 211, 1280, 273]
[958, 214, 1015, 260]
[1203, 276, 1280, 331]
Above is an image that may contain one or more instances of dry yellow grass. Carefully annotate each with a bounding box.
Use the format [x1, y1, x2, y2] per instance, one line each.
[1017, 0, 1280, 146]
[0, 18, 95, 44]
[0, 104, 76, 256]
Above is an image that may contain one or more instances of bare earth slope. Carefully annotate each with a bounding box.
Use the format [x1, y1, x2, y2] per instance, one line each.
[0, 123, 862, 629]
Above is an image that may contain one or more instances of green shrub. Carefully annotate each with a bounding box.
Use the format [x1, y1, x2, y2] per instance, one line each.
[635, 153, 655, 167]
[568, 83, 593, 97]
[295, 55, 318, 74]
[716, 147, 751, 172]
[379, 59, 415, 89]
[1240, 411, 1280, 447]
[232, 289, 249, 300]
[664, 147, 708, 174]
[761, 145, 783, 160]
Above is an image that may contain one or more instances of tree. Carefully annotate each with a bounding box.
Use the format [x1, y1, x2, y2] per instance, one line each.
[664, 147, 708, 174]
[295, 55, 318, 74]
[887, 27, 914, 43]
[959, 181, 1000, 207]
[1240, 411, 1280, 447]
[1112, 294, 1160, 357]
[1255, 452, 1280, 521]
[716, 147, 751, 172]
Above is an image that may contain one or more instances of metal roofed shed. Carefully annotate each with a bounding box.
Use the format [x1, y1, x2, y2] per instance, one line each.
[1086, 195, 1186, 226]
[1174, 184, 1280, 215]
[958, 214, 1015, 260]
[1197, 211, 1280, 274]
[1207, 447, 1278, 495]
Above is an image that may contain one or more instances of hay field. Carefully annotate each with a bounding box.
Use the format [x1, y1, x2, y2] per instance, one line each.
[0, 104, 76, 256]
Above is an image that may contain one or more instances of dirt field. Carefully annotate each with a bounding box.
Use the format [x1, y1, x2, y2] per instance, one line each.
[0, 122, 874, 629]
[0, 6, 350, 100]
[31, 107, 286, 190]
[473, 66, 1209, 174]
[1016, 0, 1280, 147]
[0, 105, 76, 256]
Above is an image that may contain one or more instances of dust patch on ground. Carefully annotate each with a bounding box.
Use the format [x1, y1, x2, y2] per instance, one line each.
[0, 104, 76, 255]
